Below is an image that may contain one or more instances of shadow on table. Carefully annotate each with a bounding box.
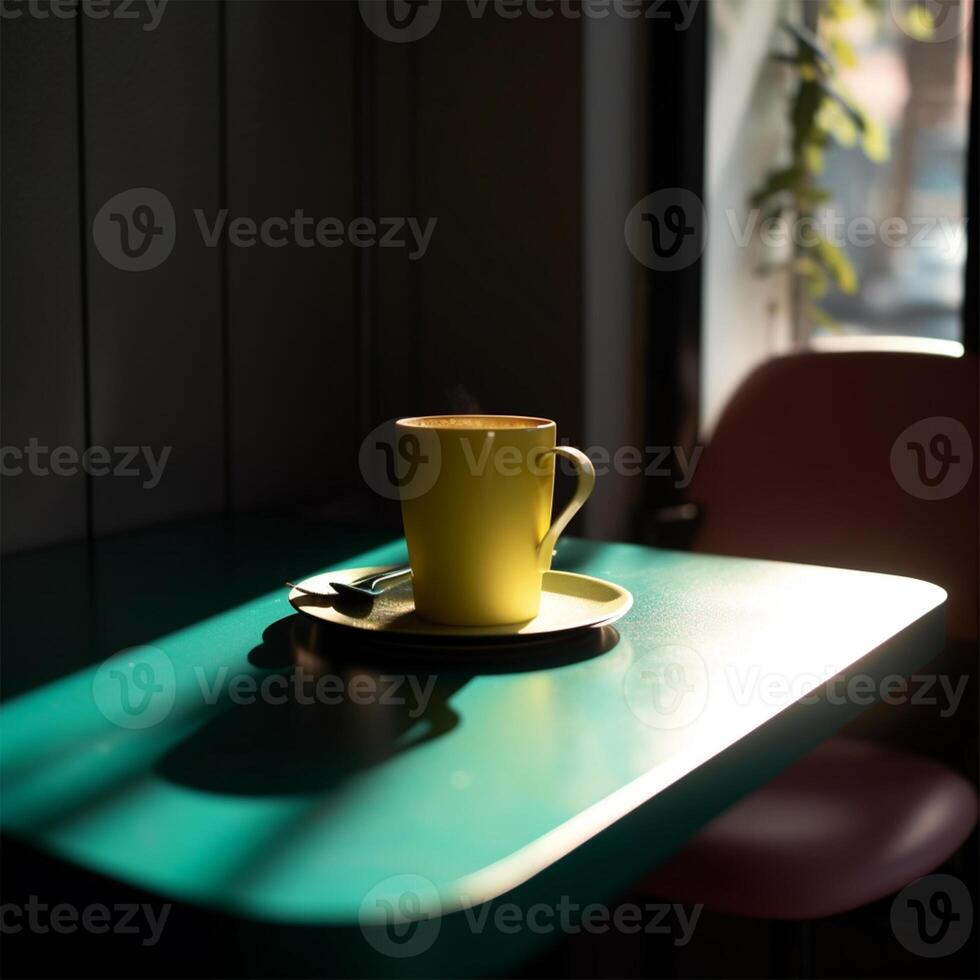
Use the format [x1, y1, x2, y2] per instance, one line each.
[0, 513, 398, 702]
[157, 614, 619, 797]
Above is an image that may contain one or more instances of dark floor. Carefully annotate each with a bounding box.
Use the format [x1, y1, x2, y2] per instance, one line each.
[3, 830, 976, 979]
[519, 843, 978, 979]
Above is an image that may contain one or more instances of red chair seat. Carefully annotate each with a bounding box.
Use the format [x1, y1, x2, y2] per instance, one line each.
[642, 737, 978, 919]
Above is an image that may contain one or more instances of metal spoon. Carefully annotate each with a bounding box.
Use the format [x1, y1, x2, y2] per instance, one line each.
[286, 565, 412, 600]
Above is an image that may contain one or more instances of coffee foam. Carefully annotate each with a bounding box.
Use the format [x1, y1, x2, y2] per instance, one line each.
[403, 416, 551, 430]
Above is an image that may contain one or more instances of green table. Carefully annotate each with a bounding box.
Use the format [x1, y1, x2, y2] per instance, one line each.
[0, 520, 946, 976]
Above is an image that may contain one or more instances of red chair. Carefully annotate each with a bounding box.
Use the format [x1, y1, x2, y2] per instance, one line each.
[643, 352, 978, 937]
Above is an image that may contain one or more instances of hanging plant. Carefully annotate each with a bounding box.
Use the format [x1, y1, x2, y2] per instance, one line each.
[750, 0, 895, 328]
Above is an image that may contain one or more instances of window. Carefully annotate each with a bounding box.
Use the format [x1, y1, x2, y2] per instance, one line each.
[817, 0, 974, 350]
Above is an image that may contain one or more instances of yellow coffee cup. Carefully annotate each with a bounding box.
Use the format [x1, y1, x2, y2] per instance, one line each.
[395, 415, 595, 626]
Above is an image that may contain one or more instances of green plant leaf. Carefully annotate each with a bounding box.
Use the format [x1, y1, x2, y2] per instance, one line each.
[804, 142, 825, 173]
[825, 0, 860, 21]
[749, 166, 807, 207]
[797, 186, 832, 206]
[815, 77, 866, 132]
[818, 99, 859, 146]
[903, 3, 936, 40]
[830, 35, 859, 68]
[793, 255, 829, 298]
[814, 236, 858, 293]
[860, 113, 889, 162]
[792, 80, 825, 156]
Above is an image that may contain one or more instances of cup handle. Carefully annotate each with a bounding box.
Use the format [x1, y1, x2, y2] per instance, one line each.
[536, 446, 596, 571]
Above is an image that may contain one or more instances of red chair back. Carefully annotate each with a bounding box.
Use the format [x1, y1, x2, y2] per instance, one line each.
[690, 351, 978, 644]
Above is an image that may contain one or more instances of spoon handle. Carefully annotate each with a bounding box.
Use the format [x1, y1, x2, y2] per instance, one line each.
[286, 565, 412, 597]
[353, 565, 412, 591]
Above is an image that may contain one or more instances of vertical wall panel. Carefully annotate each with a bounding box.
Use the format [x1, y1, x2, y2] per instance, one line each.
[83, 0, 224, 534]
[226, 0, 358, 510]
[1, 10, 88, 553]
[583, 14, 646, 539]
[375, 39, 421, 422]
[4, 1, 593, 551]
[414, 6, 584, 438]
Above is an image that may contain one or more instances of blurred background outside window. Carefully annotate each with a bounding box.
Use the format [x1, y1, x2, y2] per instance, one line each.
[819, 0, 973, 350]
[701, 0, 973, 435]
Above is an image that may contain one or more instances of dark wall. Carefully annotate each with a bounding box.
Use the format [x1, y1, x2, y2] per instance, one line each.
[2, 7, 88, 550]
[1, 0, 584, 552]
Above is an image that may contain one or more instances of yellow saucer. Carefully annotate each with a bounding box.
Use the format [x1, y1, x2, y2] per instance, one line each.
[288, 566, 632, 639]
